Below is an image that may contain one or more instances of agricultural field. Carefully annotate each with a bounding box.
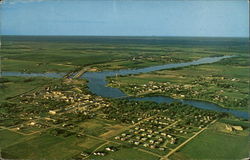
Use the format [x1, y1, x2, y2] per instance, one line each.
[87, 143, 160, 160]
[170, 119, 249, 160]
[2, 36, 248, 73]
[0, 76, 58, 101]
[1, 131, 105, 160]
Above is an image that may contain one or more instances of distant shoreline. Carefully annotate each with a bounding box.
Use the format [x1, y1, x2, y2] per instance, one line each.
[1, 35, 248, 39]
[2, 36, 248, 45]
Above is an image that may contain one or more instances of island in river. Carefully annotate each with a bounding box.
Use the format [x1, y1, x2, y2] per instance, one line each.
[0, 36, 249, 160]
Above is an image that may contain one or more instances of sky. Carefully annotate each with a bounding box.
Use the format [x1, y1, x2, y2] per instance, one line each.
[1, 0, 249, 37]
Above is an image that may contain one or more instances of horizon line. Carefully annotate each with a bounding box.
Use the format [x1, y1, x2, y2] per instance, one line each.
[1, 35, 249, 39]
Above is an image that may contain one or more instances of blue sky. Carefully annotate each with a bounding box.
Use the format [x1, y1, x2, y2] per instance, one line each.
[1, 0, 249, 37]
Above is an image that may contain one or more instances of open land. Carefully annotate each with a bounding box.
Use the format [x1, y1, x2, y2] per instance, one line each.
[0, 36, 249, 160]
[2, 36, 248, 73]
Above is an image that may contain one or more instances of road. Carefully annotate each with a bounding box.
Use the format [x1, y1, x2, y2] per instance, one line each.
[72, 67, 89, 79]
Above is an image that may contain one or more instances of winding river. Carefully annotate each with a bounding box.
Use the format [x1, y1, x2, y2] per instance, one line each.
[2, 56, 248, 119]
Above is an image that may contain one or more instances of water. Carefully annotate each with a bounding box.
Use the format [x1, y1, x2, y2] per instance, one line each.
[82, 56, 232, 98]
[2, 56, 248, 119]
[130, 97, 248, 119]
[82, 55, 248, 119]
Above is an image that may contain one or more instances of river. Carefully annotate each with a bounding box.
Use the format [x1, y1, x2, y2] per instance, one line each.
[2, 56, 248, 119]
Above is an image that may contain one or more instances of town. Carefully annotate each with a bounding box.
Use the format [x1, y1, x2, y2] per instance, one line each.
[1, 76, 245, 160]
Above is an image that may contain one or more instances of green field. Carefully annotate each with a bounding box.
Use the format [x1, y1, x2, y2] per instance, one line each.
[78, 117, 126, 137]
[0, 129, 27, 148]
[2, 36, 248, 73]
[170, 123, 249, 160]
[1, 131, 105, 160]
[0, 76, 58, 101]
[88, 145, 159, 160]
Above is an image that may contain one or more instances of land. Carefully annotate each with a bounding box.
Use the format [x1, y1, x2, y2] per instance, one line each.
[0, 36, 249, 160]
[2, 36, 248, 73]
[0, 76, 57, 101]
[169, 119, 249, 160]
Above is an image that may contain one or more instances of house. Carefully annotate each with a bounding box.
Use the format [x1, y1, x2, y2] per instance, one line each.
[141, 137, 147, 141]
[143, 143, 149, 147]
[128, 140, 134, 143]
[105, 147, 116, 152]
[49, 110, 56, 115]
[141, 133, 146, 136]
[159, 147, 165, 151]
[147, 129, 153, 133]
[30, 122, 36, 126]
[140, 128, 145, 132]
[167, 134, 172, 138]
[225, 125, 233, 132]
[150, 145, 155, 149]
[120, 138, 125, 141]
[80, 152, 89, 157]
[232, 125, 243, 131]
[161, 133, 167, 136]
[134, 141, 140, 145]
[93, 152, 105, 156]
[114, 136, 120, 140]
[121, 133, 126, 137]
[170, 139, 176, 144]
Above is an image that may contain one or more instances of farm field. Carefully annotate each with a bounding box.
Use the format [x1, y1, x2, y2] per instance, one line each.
[87, 144, 160, 160]
[2, 36, 248, 73]
[170, 120, 249, 160]
[0, 76, 58, 101]
[1, 131, 105, 160]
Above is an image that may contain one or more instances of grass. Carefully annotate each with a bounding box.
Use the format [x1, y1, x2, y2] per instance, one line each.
[99, 124, 128, 139]
[77, 136, 106, 152]
[0, 129, 27, 148]
[79, 119, 111, 136]
[89, 146, 160, 160]
[219, 118, 250, 128]
[170, 124, 249, 160]
[0, 76, 58, 101]
[2, 134, 63, 159]
[1, 133, 104, 160]
[2, 59, 76, 73]
[78, 117, 125, 137]
[2, 36, 248, 73]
